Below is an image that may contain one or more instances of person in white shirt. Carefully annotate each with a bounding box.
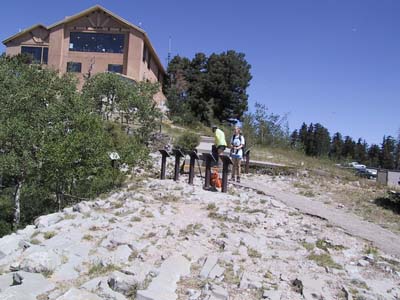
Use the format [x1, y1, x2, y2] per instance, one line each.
[230, 126, 245, 183]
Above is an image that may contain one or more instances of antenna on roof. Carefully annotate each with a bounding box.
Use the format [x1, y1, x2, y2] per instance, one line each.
[167, 36, 172, 66]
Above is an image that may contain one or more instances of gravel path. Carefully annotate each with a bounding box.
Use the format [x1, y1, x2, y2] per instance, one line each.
[237, 178, 400, 258]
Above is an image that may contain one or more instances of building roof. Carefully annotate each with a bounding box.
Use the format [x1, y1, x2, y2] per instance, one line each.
[2, 24, 48, 44]
[2, 5, 165, 74]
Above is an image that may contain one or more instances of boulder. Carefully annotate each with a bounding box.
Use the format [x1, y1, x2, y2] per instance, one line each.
[108, 271, 138, 296]
[34, 213, 63, 228]
[56, 287, 103, 300]
[0, 271, 55, 300]
[136, 255, 190, 300]
[18, 250, 61, 273]
[200, 255, 218, 278]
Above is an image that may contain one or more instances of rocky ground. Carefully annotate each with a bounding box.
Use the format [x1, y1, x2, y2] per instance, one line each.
[0, 155, 400, 300]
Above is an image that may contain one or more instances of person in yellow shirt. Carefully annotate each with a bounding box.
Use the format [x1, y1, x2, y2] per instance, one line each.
[211, 125, 227, 162]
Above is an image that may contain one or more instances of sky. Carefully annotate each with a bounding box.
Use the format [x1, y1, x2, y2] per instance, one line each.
[1, 0, 399, 145]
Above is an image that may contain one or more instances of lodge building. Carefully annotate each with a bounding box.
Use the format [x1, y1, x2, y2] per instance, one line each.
[2, 5, 166, 104]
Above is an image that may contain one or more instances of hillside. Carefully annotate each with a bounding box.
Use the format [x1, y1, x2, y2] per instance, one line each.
[0, 153, 399, 300]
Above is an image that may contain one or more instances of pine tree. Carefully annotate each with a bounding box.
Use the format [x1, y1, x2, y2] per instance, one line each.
[380, 136, 396, 169]
[367, 144, 381, 168]
[330, 132, 344, 161]
[342, 136, 356, 159]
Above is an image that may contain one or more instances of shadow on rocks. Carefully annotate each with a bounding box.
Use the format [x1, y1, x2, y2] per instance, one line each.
[374, 197, 400, 214]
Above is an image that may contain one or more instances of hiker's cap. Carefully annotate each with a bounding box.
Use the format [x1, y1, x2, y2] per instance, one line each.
[211, 125, 217, 129]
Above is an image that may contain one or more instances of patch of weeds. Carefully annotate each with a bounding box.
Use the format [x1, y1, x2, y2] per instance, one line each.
[246, 208, 266, 214]
[129, 250, 139, 261]
[82, 234, 94, 241]
[350, 279, 369, 290]
[300, 190, 315, 197]
[316, 239, 346, 252]
[307, 252, 342, 269]
[234, 206, 242, 212]
[89, 225, 101, 231]
[113, 201, 124, 209]
[207, 203, 216, 211]
[260, 199, 267, 204]
[363, 245, 379, 256]
[263, 270, 274, 280]
[142, 210, 154, 218]
[179, 223, 202, 236]
[131, 216, 142, 222]
[30, 231, 40, 238]
[43, 231, 56, 240]
[63, 214, 76, 220]
[224, 263, 240, 286]
[248, 247, 262, 258]
[293, 182, 311, 189]
[42, 269, 54, 278]
[166, 228, 174, 237]
[208, 211, 227, 222]
[144, 232, 157, 238]
[30, 238, 41, 245]
[61, 255, 69, 264]
[160, 193, 180, 203]
[288, 211, 300, 217]
[109, 217, 117, 223]
[301, 242, 315, 251]
[88, 263, 119, 276]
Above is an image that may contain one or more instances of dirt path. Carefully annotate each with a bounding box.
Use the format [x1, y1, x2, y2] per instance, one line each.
[236, 179, 400, 258]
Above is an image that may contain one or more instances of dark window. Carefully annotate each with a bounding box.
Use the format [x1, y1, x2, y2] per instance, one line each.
[108, 64, 123, 74]
[42, 47, 48, 64]
[142, 45, 147, 62]
[67, 62, 82, 73]
[69, 32, 124, 53]
[147, 54, 151, 70]
[21, 46, 47, 64]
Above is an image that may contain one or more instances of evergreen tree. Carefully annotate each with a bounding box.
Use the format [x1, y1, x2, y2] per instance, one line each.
[342, 136, 356, 159]
[290, 130, 299, 148]
[313, 123, 330, 156]
[367, 144, 381, 168]
[330, 132, 344, 161]
[355, 138, 368, 164]
[305, 123, 315, 156]
[380, 135, 396, 169]
[164, 51, 252, 124]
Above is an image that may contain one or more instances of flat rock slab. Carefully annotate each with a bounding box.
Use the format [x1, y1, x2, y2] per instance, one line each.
[56, 287, 103, 300]
[237, 180, 400, 257]
[136, 255, 190, 300]
[0, 271, 55, 300]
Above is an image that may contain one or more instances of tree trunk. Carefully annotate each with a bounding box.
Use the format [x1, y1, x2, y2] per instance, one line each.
[13, 180, 23, 230]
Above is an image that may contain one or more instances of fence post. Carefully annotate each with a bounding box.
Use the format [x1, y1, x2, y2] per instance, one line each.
[202, 153, 216, 189]
[220, 155, 233, 193]
[188, 151, 199, 185]
[159, 149, 170, 180]
[172, 149, 185, 181]
[245, 149, 250, 174]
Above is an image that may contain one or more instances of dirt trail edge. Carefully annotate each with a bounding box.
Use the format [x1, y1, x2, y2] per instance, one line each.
[236, 179, 400, 258]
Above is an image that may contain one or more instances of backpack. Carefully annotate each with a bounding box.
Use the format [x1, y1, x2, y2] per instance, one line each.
[231, 134, 246, 155]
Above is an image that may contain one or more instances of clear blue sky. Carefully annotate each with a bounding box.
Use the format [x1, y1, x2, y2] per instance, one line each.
[1, 0, 399, 145]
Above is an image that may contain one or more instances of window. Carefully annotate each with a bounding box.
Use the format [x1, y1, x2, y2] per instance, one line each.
[108, 64, 123, 74]
[142, 45, 147, 62]
[147, 54, 151, 70]
[67, 62, 82, 73]
[21, 46, 48, 64]
[69, 32, 124, 53]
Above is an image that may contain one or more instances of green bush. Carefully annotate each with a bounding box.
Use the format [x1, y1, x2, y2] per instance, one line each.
[174, 132, 200, 153]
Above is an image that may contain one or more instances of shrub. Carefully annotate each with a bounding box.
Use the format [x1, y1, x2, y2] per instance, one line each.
[174, 132, 200, 153]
